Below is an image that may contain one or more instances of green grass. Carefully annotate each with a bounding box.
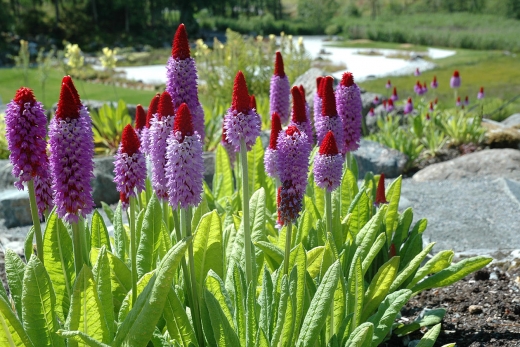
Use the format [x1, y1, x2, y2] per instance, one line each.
[0, 67, 156, 109]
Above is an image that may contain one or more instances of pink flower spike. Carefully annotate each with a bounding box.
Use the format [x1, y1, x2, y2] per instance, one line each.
[314, 131, 343, 192]
[265, 112, 282, 179]
[450, 70, 461, 88]
[477, 86, 485, 100]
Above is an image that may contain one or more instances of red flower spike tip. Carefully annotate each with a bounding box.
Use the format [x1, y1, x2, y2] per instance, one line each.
[134, 104, 146, 130]
[383, 100, 387, 107]
[173, 103, 194, 141]
[465, 96, 469, 102]
[433, 76, 437, 82]
[62, 76, 81, 106]
[388, 99, 394, 107]
[480, 86, 484, 93]
[121, 124, 141, 156]
[274, 52, 285, 78]
[434, 98, 438, 104]
[269, 112, 282, 149]
[13, 87, 35, 104]
[291, 86, 307, 123]
[120, 192, 129, 206]
[145, 93, 160, 128]
[158, 91, 174, 120]
[457, 96, 461, 102]
[393, 87, 398, 95]
[232, 71, 250, 113]
[426, 113, 430, 120]
[321, 76, 337, 117]
[286, 125, 300, 137]
[319, 131, 339, 156]
[172, 23, 190, 60]
[56, 84, 80, 120]
[453, 70, 460, 77]
[316, 77, 323, 92]
[389, 243, 396, 258]
[341, 72, 354, 87]
[299, 85, 306, 98]
[250, 95, 257, 110]
[375, 173, 388, 205]
[407, 97, 412, 103]
[318, 77, 327, 98]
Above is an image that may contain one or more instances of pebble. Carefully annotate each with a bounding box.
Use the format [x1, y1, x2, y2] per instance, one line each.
[468, 305, 483, 314]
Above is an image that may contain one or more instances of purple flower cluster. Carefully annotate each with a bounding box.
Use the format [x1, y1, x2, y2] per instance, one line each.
[336, 72, 362, 152]
[114, 124, 146, 209]
[289, 86, 313, 141]
[141, 93, 160, 155]
[314, 131, 343, 192]
[390, 87, 399, 101]
[264, 112, 282, 179]
[431, 76, 438, 89]
[315, 76, 344, 151]
[477, 87, 485, 100]
[166, 24, 205, 140]
[166, 103, 204, 209]
[49, 80, 94, 223]
[269, 52, 291, 124]
[450, 70, 461, 88]
[404, 98, 414, 114]
[314, 77, 323, 121]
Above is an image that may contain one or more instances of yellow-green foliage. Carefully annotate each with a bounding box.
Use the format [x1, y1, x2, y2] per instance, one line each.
[0, 113, 9, 159]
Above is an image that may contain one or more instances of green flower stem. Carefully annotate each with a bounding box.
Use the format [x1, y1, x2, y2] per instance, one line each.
[172, 206, 181, 242]
[79, 217, 89, 265]
[162, 201, 170, 232]
[129, 197, 138, 307]
[345, 152, 352, 171]
[27, 180, 43, 263]
[240, 138, 253, 286]
[284, 222, 292, 276]
[325, 190, 333, 237]
[182, 208, 204, 347]
[71, 222, 83, 276]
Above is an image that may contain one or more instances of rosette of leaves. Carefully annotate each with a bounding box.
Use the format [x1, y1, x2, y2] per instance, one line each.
[90, 100, 132, 155]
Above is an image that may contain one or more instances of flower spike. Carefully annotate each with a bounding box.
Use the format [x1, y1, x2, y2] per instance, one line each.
[265, 112, 282, 179]
[314, 131, 344, 192]
[336, 71, 362, 152]
[270, 52, 291, 123]
[172, 23, 190, 60]
[274, 51, 285, 77]
[375, 173, 388, 206]
[134, 104, 146, 131]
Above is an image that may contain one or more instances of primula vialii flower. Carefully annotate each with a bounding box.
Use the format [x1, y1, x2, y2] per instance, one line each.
[478, 87, 485, 100]
[314, 131, 344, 192]
[141, 93, 160, 155]
[289, 86, 313, 141]
[166, 23, 205, 140]
[114, 124, 146, 209]
[368, 108, 375, 117]
[422, 82, 428, 94]
[150, 91, 175, 200]
[276, 126, 311, 226]
[375, 173, 388, 207]
[134, 104, 146, 138]
[314, 77, 324, 120]
[386, 99, 395, 112]
[431, 76, 438, 89]
[414, 68, 421, 76]
[221, 122, 236, 166]
[391, 87, 399, 101]
[456, 97, 461, 107]
[49, 78, 94, 222]
[374, 96, 380, 105]
[269, 52, 291, 124]
[336, 72, 362, 152]
[386, 80, 392, 89]
[315, 76, 344, 151]
[223, 71, 261, 151]
[450, 70, 461, 88]
[404, 98, 414, 114]
[166, 103, 204, 209]
[464, 96, 469, 106]
[264, 112, 282, 179]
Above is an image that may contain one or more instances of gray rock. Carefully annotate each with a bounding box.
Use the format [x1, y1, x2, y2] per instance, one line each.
[293, 68, 327, 109]
[360, 92, 384, 116]
[501, 113, 520, 128]
[203, 152, 215, 188]
[353, 139, 408, 178]
[468, 305, 483, 314]
[413, 149, 520, 182]
[0, 160, 17, 191]
[0, 189, 32, 228]
[92, 156, 118, 206]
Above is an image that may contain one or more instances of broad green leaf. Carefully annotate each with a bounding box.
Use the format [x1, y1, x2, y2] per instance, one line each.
[289, 244, 307, 346]
[348, 190, 370, 237]
[343, 322, 374, 347]
[42, 212, 75, 322]
[416, 323, 441, 347]
[112, 236, 191, 347]
[66, 265, 110, 346]
[92, 247, 115, 340]
[296, 261, 341, 347]
[392, 208, 413, 251]
[361, 233, 386, 276]
[24, 227, 34, 262]
[255, 241, 284, 271]
[409, 250, 454, 288]
[313, 179, 325, 219]
[0, 278, 6, 304]
[56, 330, 110, 347]
[257, 328, 270, 347]
[113, 202, 126, 262]
[367, 289, 412, 346]
[192, 193, 209, 232]
[341, 168, 359, 220]
[21, 255, 64, 347]
[271, 275, 289, 347]
[327, 275, 346, 338]
[306, 246, 325, 279]
[385, 176, 402, 240]
[394, 308, 445, 336]
[137, 193, 163, 278]
[232, 266, 247, 347]
[362, 256, 400, 322]
[347, 255, 364, 333]
[390, 243, 435, 292]
[90, 248, 131, 315]
[90, 211, 111, 251]
[193, 211, 224, 296]
[100, 202, 114, 225]
[4, 249, 25, 319]
[163, 287, 196, 347]
[0, 296, 33, 347]
[319, 236, 338, 281]
[399, 235, 423, 272]
[258, 267, 273, 339]
[296, 210, 316, 249]
[117, 272, 154, 323]
[246, 283, 257, 347]
[411, 256, 492, 294]
[205, 271, 233, 324]
[281, 269, 297, 347]
[214, 145, 234, 200]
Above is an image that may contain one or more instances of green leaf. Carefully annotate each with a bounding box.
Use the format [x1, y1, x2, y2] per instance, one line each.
[341, 168, 359, 220]
[90, 210, 111, 251]
[367, 289, 412, 346]
[56, 330, 110, 347]
[343, 322, 374, 347]
[0, 296, 34, 347]
[361, 233, 387, 276]
[255, 241, 284, 271]
[92, 246, 115, 340]
[112, 236, 191, 347]
[246, 283, 257, 347]
[100, 202, 114, 225]
[42, 212, 75, 322]
[416, 323, 441, 347]
[257, 328, 270, 347]
[384, 176, 402, 240]
[89, 248, 131, 315]
[4, 249, 25, 319]
[306, 246, 325, 279]
[24, 227, 35, 262]
[113, 202, 126, 262]
[327, 275, 346, 338]
[313, 179, 325, 219]
[258, 267, 273, 339]
[193, 211, 223, 297]
[296, 261, 341, 347]
[392, 208, 413, 251]
[347, 255, 364, 333]
[213, 145, 234, 200]
[348, 191, 370, 238]
[281, 269, 297, 347]
[163, 287, 196, 347]
[232, 265, 247, 347]
[411, 256, 493, 294]
[271, 275, 289, 347]
[117, 272, 154, 323]
[390, 243, 435, 292]
[289, 244, 307, 345]
[65, 265, 110, 346]
[362, 256, 400, 322]
[409, 250, 454, 288]
[22, 255, 64, 347]
[137, 193, 163, 278]
[394, 308, 445, 336]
